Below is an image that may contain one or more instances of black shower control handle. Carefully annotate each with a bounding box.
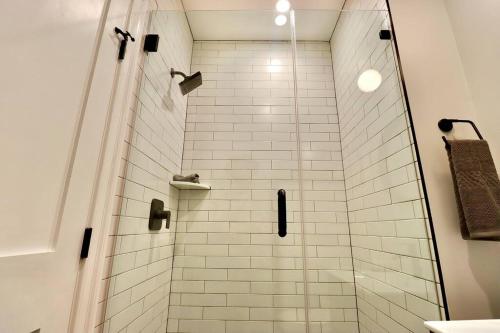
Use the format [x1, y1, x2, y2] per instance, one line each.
[149, 199, 171, 230]
[154, 210, 171, 221]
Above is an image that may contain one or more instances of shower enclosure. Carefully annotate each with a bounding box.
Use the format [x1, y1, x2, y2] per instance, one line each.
[98, 2, 445, 332]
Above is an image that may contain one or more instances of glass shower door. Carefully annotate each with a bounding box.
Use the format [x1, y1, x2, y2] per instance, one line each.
[175, 10, 308, 333]
[295, 7, 444, 333]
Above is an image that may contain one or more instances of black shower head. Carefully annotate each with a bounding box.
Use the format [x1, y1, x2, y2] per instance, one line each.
[171, 68, 203, 96]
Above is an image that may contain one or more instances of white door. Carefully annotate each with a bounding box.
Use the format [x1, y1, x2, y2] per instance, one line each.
[0, 0, 132, 332]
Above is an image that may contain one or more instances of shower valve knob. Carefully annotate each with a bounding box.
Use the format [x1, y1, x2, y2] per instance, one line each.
[149, 199, 171, 230]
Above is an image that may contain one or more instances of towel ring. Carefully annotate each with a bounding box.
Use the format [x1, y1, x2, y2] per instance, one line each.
[438, 118, 484, 149]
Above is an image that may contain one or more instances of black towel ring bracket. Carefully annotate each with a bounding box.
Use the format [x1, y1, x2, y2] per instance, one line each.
[438, 118, 484, 149]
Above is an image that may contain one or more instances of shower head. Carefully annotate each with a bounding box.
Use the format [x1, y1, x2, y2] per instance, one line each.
[170, 68, 203, 96]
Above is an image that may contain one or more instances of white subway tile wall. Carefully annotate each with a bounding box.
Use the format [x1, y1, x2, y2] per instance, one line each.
[331, 4, 444, 333]
[96, 7, 193, 333]
[168, 41, 357, 333]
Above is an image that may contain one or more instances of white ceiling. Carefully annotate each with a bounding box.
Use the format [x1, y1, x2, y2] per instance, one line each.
[181, 0, 345, 41]
[182, 0, 345, 11]
[186, 10, 340, 41]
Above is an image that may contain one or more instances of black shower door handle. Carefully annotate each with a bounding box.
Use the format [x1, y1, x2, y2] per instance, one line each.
[277, 189, 287, 237]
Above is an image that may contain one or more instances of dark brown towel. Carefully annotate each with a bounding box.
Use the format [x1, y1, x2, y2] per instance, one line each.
[447, 140, 500, 240]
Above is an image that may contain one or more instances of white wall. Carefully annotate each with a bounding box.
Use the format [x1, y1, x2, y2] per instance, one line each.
[444, 0, 500, 164]
[389, 0, 500, 320]
[94, 3, 194, 332]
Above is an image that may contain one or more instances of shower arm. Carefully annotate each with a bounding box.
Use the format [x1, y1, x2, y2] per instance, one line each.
[170, 69, 187, 79]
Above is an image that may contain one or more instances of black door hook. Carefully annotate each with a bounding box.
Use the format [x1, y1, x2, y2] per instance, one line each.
[114, 27, 135, 61]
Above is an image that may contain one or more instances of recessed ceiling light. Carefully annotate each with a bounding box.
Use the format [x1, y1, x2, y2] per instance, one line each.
[275, 14, 287, 26]
[357, 69, 382, 92]
[276, 0, 291, 13]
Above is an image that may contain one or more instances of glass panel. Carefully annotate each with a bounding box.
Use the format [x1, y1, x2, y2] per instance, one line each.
[177, 10, 307, 333]
[294, 7, 444, 333]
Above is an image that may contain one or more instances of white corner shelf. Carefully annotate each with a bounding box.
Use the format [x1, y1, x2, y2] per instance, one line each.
[169, 181, 211, 190]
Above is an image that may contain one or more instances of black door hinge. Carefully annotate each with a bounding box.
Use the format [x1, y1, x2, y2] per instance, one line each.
[80, 228, 93, 259]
